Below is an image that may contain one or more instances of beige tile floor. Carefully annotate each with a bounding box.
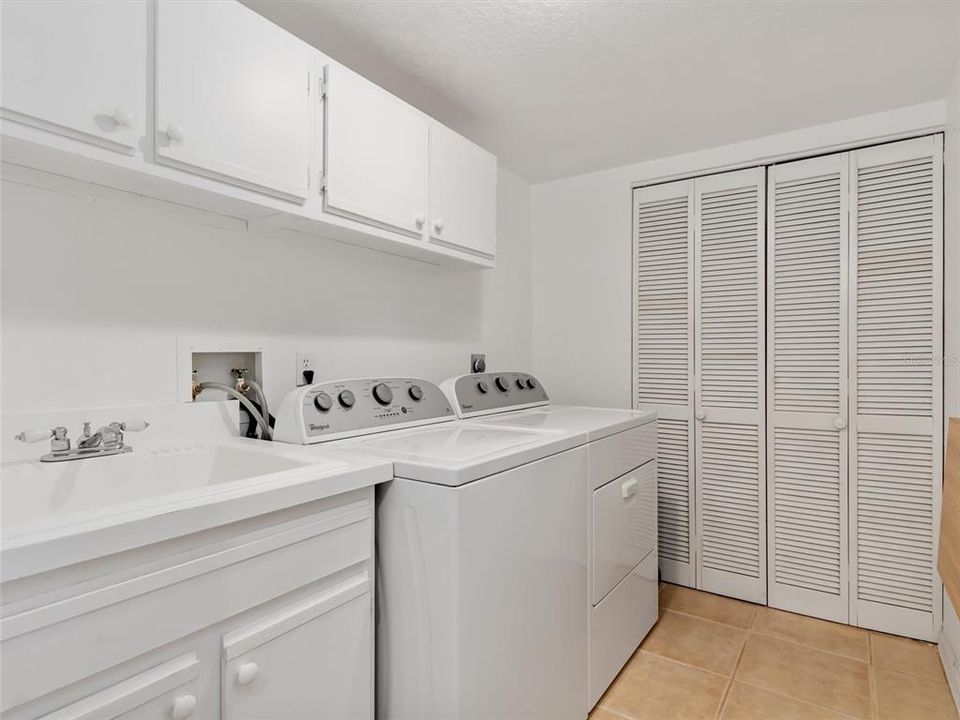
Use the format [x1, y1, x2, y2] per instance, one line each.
[591, 584, 959, 720]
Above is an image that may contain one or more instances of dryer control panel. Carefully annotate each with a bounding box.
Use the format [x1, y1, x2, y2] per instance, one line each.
[273, 377, 456, 444]
[441, 372, 549, 419]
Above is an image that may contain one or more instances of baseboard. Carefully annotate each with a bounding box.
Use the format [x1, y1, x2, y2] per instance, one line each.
[938, 630, 960, 714]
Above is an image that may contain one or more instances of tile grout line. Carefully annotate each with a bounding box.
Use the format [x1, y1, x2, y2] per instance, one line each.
[732, 678, 867, 720]
[658, 606, 757, 632]
[713, 608, 754, 720]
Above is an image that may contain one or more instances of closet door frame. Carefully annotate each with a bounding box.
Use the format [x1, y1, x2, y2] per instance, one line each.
[849, 135, 944, 641]
[693, 167, 767, 604]
[765, 153, 850, 623]
[632, 180, 696, 588]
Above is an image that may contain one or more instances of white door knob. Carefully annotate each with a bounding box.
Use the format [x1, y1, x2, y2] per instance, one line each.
[833, 416, 847, 430]
[695, 409, 705, 421]
[415, 214, 426, 228]
[112, 106, 135, 127]
[433, 219, 444, 233]
[237, 662, 259, 686]
[171, 694, 197, 720]
[166, 123, 185, 142]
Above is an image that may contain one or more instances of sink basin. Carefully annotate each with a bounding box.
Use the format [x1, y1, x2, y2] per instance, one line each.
[2, 443, 343, 533]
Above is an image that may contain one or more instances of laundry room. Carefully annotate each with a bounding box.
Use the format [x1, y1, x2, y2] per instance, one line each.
[1, 1, 959, 719]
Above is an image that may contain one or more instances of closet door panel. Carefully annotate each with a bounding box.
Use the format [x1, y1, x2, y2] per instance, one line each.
[850, 136, 943, 641]
[633, 180, 696, 587]
[694, 168, 767, 603]
[694, 168, 766, 604]
[767, 154, 849, 622]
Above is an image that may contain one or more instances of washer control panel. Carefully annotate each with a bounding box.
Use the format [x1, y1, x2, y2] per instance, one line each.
[273, 377, 456, 444]
[441, 372, 549, 418]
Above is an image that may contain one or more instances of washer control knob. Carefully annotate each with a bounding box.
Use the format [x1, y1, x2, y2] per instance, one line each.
[373, 383, 393, 405]
[516, 378, 526, 390]
[313, 392, 333, 412]
[477, 380, 489, 394]
[408, 384, 424, 401]
[495, 376, 509, 392]
[339, 390, 356, 408]
[526, 378, 537, 389]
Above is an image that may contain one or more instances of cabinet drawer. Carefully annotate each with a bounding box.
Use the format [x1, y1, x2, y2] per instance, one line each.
[592, 463, 657, 604]
[38, 653, 200, 720]
[588, 423, 656, 491]
[222, 573, 372, 720]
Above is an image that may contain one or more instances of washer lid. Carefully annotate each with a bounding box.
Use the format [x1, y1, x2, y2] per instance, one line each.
[469, 405, 657, 442]
[341, 422, 585, 486]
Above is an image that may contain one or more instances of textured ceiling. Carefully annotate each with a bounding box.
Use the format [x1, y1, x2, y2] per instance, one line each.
[243, 0, 960, 182]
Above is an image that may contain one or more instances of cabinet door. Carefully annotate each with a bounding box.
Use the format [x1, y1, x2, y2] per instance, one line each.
[428, 122, 497, 257]
[155, 0, 315, 202]
[0, 0, 146, 153]
[323, 63, 428, 237]
[693, 167, 767, 605]
[38, 654, 200, 720]
[849, 136, 943, 641]
[632, 180, 696, 588]
[222, 575, 372, 720]
[767, 153, 850, 623]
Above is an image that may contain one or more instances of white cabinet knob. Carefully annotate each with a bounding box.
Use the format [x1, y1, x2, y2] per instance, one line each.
[166, 124, 185, 142]
[833, 416, 847, 430]
[433, 219, 444, 233]
[621, 477, 638, 499]
[237, 662, 259, 686]
[112, 106, 135, 127]
[415, 214, 426, 228]
[171, 694, 197, 720]
[695, 409, 705, 421]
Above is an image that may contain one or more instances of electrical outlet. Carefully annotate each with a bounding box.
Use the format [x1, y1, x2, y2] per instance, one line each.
[296, 352, 317, 386]
[470, 353, 486, 374]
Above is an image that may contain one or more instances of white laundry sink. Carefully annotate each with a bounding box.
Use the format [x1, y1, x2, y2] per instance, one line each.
[1, 443, 339, 530]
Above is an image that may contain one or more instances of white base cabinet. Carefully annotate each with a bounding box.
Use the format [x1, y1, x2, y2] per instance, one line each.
[2, 487, 375, 720]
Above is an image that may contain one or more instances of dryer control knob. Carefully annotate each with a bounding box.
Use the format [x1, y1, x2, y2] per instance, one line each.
[339, 390, 356, 408]
[408, 384, 424, 401]
[526, 378, 537, 389]
[516, 378, 527, 390]
[477, 380, 489, 394]
[495, 376, 509, 392]
[373, 383, 393, 405]
[314, 392, 333, 412]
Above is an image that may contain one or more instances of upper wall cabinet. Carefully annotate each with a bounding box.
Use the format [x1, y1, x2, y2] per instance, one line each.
[323, 63, 429, 238]
[155, 0, 316, 202]
[428, 122, 498, 258]
[0, 0, 147, 153]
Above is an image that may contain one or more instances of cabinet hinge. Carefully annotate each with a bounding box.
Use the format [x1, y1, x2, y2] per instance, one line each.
[318, 77, 327, 100]
[318, 171, 326, 193]
[306, 70, 311, 95]
[307, 166, 311, 189]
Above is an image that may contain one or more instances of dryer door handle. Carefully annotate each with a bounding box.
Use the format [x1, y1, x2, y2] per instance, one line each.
[621, 477, 639, 499]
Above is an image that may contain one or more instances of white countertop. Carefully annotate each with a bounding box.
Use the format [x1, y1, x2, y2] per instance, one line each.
[2, 422, 392, 582]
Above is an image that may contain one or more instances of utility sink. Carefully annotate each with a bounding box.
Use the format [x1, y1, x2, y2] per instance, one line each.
[1, 443, 344, 533]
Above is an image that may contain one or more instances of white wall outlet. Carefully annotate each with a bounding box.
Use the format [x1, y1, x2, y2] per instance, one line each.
[296, 352, 317, 386]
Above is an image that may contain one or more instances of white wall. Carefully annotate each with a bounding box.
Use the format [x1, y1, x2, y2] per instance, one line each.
[531, 101, 946, 407]
[940, 54, 960, 703]
[0, 167, 532, 415]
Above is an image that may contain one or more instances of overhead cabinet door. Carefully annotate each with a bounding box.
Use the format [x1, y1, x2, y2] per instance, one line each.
[850, 136, 943, 641]
[323, 64, 428, 238]
[428, 122, 498, 258]
[155, 0, 315, 202]
[694, 168, 767, 604]
[632, 180, 696, 587]
[0, 0, 146, 152]
[767, 154, 850, 623]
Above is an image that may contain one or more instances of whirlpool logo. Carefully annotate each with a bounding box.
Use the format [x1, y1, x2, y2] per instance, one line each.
[309, 423, 330, 432]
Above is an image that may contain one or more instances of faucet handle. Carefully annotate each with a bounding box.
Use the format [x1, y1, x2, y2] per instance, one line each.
[119, 419, 149, 432]
[15, 428, 56, 443]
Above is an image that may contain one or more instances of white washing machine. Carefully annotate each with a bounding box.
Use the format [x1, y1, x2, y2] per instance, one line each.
[441, 371, 660, 708]
[273, 377, 591, 720]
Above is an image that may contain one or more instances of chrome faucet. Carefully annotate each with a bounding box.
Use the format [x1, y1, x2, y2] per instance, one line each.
[15, 419, 149, 462]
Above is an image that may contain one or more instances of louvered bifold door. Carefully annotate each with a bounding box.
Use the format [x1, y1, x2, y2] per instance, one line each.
[767, 154, 850, 623]
[850, 136, 943, 641]
[633, 180, 696, 587]
[693, 168, 767, 604]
